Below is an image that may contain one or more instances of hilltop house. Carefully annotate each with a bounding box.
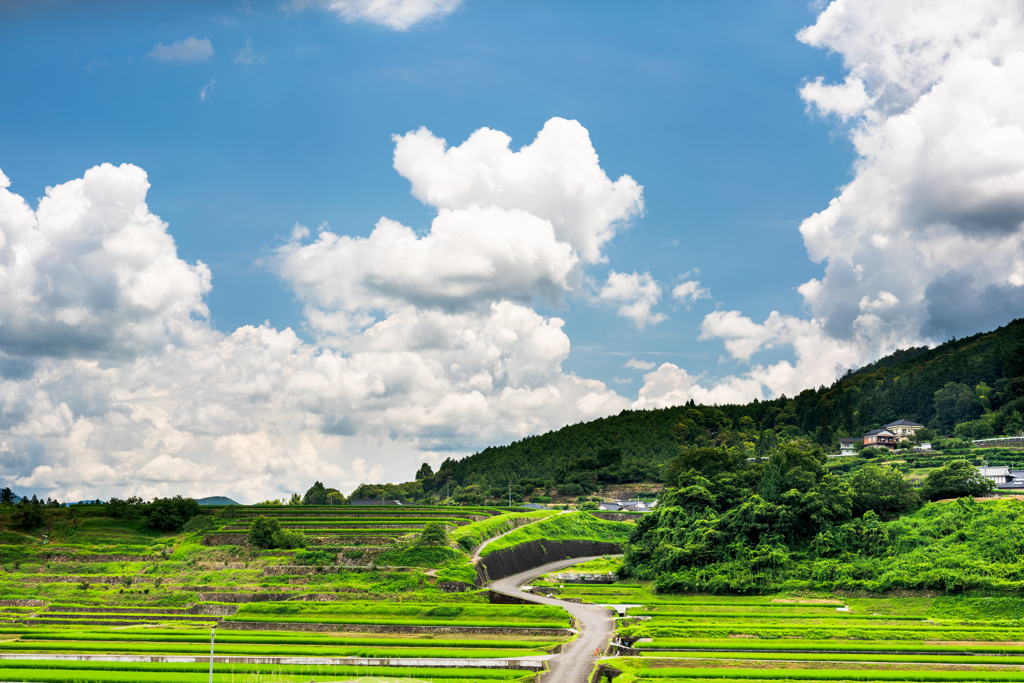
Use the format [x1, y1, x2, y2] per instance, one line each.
[839, 438, 861, 455]
[979, 466, 1024, 490]
[883, 419, 924, 439]
[862, 428, 898, 450]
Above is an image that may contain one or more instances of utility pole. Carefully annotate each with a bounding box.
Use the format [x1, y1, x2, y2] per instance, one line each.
[508, 479, 512, 508]
[446, 477, 451, 506]
[208, 626, 216, 683]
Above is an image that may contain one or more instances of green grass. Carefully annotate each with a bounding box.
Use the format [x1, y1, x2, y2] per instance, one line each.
[630, 639, 1024, 654]
[479, 512, 632, 556]
[0, 661, 533, 682]
[606, 665, 1024, 682]
[15, 630, 560, 649]
[0, 640, 550, 658]
[449, 510, 556, 551]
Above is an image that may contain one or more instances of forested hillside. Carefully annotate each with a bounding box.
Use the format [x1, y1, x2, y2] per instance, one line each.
[422, 317, 1024, 493]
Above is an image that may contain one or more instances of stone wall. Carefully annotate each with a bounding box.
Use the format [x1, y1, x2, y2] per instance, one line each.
[195, 592, 294, 603]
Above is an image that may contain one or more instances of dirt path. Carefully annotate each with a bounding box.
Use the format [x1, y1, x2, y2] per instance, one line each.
[489, 555, 619, 683]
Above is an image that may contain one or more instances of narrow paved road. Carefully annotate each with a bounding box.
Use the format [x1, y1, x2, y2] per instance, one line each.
[471, 512, 562, 562]
[489, 556, 618, 683]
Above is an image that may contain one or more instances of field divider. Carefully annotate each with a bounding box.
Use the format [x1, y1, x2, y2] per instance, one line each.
[0, 653, 547, 670]
[219, 621, 572, 636]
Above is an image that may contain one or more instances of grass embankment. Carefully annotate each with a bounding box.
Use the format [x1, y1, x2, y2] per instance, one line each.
[449, 509, 556, 552]
[480, 512, 633, 556]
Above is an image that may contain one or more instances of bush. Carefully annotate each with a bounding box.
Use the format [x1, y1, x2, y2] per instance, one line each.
[295, 549, 334, 566]
[531, 495, 552, 504]
[248, 516, 280, 548]
[456, 535, 477, 552]
[419, 522, 448, 546]
[271, 529, 307, 549]
[147, 496, 201, 532]
[578, 502, 599, 511]
[182, 515, 215, 534]
[921, 460, 995, 501]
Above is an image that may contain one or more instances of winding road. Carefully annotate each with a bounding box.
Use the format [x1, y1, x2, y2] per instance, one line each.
[489, 556, 618, 683]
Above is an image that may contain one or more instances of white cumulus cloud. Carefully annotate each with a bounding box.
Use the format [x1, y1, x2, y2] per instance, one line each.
[0, 118, 640, 503]
[289, 0, 463, 30]
[672, 280, 711, 308]
[599, 271, 666, 331]
[637, 0, 1024, 409]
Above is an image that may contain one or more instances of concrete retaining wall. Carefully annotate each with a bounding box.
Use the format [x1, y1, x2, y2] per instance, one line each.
[475, 539, 622, 585]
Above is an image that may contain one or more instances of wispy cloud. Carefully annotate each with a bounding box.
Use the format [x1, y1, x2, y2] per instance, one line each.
[199, 79, 217, 101]
[148, 37, 214, 64]
[233, 38, 267, 67]
[625, 358, 655, 371]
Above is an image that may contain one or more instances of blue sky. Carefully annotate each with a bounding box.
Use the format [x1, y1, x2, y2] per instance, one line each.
[1, 0, 853, 390]
[4, 0, 1021, 500]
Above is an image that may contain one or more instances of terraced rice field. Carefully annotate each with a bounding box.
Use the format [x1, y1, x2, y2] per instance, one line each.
[543, 559, 1024, 683]
[0, 503, 569, 681]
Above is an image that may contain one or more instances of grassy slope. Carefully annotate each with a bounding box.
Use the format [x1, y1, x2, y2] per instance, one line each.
[480, 512, 633, 556]
[449, 509, 556, 550]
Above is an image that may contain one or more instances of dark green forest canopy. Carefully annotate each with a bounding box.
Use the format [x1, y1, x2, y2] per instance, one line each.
[427, 317, 1024, 489]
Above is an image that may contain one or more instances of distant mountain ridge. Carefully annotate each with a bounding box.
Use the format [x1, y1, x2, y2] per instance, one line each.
[195, 496, 240, 506]
[430, 318, 1024, 488]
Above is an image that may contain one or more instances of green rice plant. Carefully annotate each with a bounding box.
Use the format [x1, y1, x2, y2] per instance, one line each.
[630, 639, 1024, 654]
[630, 651, 1024, 665]
[607, 667, 1024, 682]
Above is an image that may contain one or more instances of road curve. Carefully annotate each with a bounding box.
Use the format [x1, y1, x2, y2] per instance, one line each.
[489, 555, 617, 683]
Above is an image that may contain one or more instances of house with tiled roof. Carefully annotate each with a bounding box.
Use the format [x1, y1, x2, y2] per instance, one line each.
[883, 419, 924, 439]
[863, 428, 897, 450]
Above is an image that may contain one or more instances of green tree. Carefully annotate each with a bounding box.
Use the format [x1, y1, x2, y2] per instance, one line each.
[287, 493, 302, 506]
[415, 463, 434, 480]
[419, 521, 448, 546]
[12, 499, 44, 530]
[848, 465, 920, 518]
[303, 481, 340, 505]
[666, 447, 742, 484]
[147, 496, 201, 532]
[954, 419, 995, 439]
[934, 382, 982, 430]
[920, 460, 995, 501]
[248, 516, 281, 548]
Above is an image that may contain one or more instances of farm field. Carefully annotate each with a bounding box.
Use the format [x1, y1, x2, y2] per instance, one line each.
[561, 558, 1024, 683]
[0, 503, 579, 682]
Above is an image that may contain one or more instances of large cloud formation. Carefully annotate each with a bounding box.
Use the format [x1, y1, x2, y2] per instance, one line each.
[0, 119, 641, 502]
[636, 0, 1024, 408]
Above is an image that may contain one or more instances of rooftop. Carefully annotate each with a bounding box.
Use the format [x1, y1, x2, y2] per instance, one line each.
[884, 419, 924, 428]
